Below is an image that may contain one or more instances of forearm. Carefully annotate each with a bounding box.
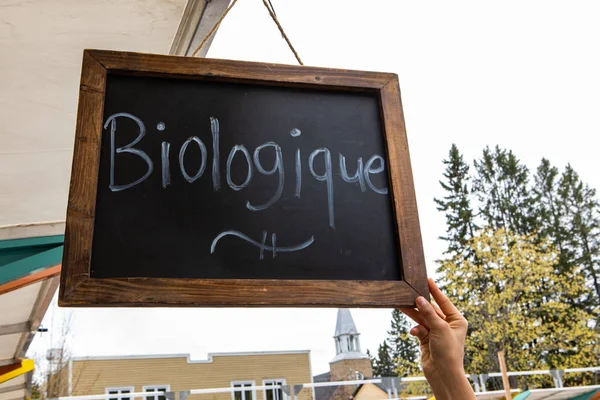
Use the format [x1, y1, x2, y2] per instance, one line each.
[425, 372, 449, 400]
[428, 370, 476, 400]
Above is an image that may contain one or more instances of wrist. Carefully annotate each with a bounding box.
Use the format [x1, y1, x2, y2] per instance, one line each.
[442, 374, 476, 400]
[424, 364, 465, 382]
[438, 365, 467, 381]
[426, 367, 474, 400]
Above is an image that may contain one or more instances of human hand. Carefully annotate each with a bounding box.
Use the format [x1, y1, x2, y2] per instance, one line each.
[401, 278, 475, 400]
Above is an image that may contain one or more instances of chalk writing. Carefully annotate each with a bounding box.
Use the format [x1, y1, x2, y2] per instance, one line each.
[309, 148, 335, 229]
[211, 230, 315, 259]
[161, 141, 171, 188]
[292, 129, 302, 198]
[340, 154, 366, 192]
[247, 142, 284, 211]
[364, 155, 388, 195]
[105, 113, 389, 232]
[211, 117, 220, 191]
[106, 113, 153, 192]
[179, 136, 207, 183]
[295, 148, 302, 198]
[226, 145, 253, 191]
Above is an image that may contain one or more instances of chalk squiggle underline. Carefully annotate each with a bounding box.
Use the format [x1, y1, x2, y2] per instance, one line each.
[210, 230, 315, 259]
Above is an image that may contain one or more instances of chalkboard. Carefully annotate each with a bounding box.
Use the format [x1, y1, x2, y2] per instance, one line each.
[59, 50, 428, 307]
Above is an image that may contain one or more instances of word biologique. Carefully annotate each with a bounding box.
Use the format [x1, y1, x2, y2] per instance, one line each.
[105, 112, 390, 254]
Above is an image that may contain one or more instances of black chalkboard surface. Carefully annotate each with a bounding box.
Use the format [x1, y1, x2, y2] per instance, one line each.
[60, 50, 428, 307]
[92, 73, 399, 281]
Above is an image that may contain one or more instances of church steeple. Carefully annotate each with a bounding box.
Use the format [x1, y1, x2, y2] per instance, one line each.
[331, 309, 368, 362]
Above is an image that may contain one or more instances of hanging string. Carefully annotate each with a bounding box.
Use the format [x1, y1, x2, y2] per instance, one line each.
[190, 0, 304, 66]
[267, 0, 277, 16]
[260, 0, 303, 65]
[191, 0, 241, 57]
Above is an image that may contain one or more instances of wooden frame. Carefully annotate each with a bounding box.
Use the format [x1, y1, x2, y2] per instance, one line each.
[59, 49, 428, 308]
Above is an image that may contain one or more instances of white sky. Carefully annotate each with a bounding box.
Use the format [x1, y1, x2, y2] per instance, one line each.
[28, 0, 600, 377]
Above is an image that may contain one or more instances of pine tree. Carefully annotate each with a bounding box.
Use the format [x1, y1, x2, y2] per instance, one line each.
[387, 309, 420, 377]
[473, 146, 534, 236]
[366, 349, 376, 372]
[532, 159, 570, 263]
[436, 147, 600, 386]
[372, 341, 396, 377]
[434, 144, 476, 260]
[559, 165, 600, 308]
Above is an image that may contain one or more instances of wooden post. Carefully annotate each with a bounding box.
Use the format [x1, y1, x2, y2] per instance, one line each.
[498, 351, 511, 400]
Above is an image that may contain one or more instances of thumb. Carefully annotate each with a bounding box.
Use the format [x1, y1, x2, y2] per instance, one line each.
[410, 325, 430, 345]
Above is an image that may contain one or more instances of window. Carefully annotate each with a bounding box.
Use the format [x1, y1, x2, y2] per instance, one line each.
[263, 380, 285, 400]
[106, 387, 134, 400]
[231, 381, 255, 400]
[143, 385, 170, 400]
[349, 335, 356, 351]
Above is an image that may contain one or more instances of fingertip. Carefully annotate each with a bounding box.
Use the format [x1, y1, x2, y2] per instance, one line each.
[428, 277, 438, 290]
[416, 296, 447, 330]
[409, 326, 419, 336]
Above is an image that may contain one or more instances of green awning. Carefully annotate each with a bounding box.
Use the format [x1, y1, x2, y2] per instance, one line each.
[0, 235, 64, 285]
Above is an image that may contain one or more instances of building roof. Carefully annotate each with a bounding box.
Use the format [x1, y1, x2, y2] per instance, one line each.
[330, 351, 370, 363]
[313, 372, 340, 400]
[351, 382, 389, 397]
[334, 309, 359, 337]
[72, 350, 311, 363]
[313, 372, 331, 383]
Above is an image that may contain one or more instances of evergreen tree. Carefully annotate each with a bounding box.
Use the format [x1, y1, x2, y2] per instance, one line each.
[387, 309, 420, 377]
[366, 349, 375, 372]
[473, 146, 535, 236]
[530, 159, 575, 339]
[435, 144, 486, 304]
[434, 144, 476, 260]
[436, 146, 600, 385]
[559, 165, 600, 307]
[533, 159, 569, 262]
[372, 341, 396, 377]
